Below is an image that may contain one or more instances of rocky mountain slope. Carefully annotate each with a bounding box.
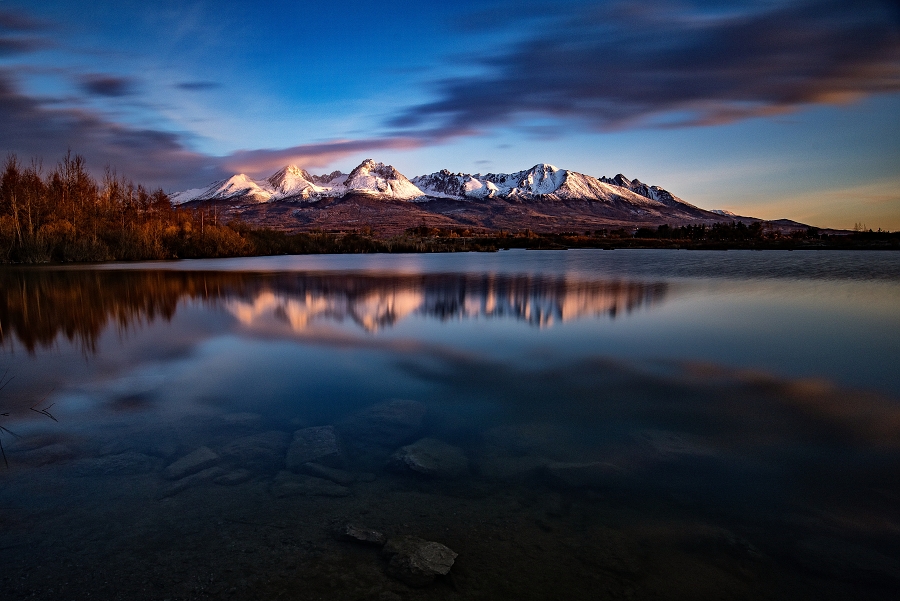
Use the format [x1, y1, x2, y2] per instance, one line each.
[170, 159, 745, 233]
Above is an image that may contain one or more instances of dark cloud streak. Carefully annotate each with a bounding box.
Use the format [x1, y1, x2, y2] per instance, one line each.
[0, 70, 225, 190]
[78, 74, 136, 97]
[391, 0, 900, 133]
[0, 10, 49, 32]
[175, 81, 220, 91]
[0, 37, 48, 56]
[0, 8, 52, 56]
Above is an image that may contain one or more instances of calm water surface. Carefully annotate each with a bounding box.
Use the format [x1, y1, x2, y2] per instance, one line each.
[1, 250, 898, 600]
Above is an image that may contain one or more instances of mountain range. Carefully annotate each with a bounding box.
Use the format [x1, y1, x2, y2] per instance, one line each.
[170, 159, 782, 234]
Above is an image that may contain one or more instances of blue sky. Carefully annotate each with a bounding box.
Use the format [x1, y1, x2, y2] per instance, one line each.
[1, 0, 898, 229]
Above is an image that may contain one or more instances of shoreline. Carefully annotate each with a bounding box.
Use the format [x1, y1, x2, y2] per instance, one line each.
[1, 232, 898, 267]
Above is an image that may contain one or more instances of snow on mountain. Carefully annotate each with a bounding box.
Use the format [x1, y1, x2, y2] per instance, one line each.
[710, 209, 739, 217]
[170, 174, 273, 205]
[411, 163, 697, 211]
[170, 160, 702, 215]
[266, 165, 326, 199]
[337, 159, 424, 200]
[413, 164, 576, 200]
[309, 170, 347, 186]
[599, 174, 696, 209]
[481, 164, 568, 197]
[412, 170, 479, 199]
[171, 159, 421, 204]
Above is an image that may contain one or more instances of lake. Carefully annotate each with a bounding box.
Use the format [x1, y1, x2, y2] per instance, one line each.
[1, 249, 898, 600]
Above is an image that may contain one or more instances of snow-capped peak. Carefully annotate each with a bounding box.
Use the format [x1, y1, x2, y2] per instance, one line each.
[266, 165, 324, 199]
[340, 159, 424, 200]
[170, 173, 273, 205]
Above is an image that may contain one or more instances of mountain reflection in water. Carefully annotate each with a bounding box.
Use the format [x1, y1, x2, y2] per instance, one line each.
[0, 269, 667, 350]
[1, 252, 898, 601]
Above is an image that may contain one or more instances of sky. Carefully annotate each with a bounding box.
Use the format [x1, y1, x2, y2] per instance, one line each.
[1, 0, 898, 229]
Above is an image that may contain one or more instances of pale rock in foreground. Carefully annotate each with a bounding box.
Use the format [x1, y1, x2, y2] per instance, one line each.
[382, 535, 458, 587]
[333, 523, 386, 546]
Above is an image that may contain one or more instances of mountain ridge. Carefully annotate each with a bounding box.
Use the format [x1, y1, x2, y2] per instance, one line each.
[172, 159, 698, 209]
[170, 158, 773, 234]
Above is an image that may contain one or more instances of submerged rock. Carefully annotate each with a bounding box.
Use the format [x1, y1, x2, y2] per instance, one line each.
[72, 451, 157, 476]
[163, 446, 220, 480]
[270, 470, 351, 498]
[217, 430, 290, 473]
[214, 468, 253, 486]
[157, 466, 225, 499]
[301, 462, 356, 485]
[339, 399, 425, 448]
[334, 523, 386, 546]
[286, 426, 345, 470]
[381, 535, 457, 587]
[387, 438, 469, 479]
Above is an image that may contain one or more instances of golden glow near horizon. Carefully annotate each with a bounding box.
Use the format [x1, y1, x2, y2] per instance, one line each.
[713, 177, 900, 231]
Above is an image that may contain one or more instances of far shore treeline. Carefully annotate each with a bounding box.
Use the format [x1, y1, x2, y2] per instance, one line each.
[0, 153, 896, 264]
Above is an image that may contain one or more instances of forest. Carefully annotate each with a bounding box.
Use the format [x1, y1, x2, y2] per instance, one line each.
[0, 152, 252, 263]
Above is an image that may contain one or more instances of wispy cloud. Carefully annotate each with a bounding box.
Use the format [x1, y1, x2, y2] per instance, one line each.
[0, 8, 52, 56]
[223, 137, 426, 174]
[391, 0, 900, 133]
[0, 9, 49, 32]
[0, 70, 223, 189]
[77, 74, 137, 97]
[175, 81, 220, 92]
[0, 37, 47, 56]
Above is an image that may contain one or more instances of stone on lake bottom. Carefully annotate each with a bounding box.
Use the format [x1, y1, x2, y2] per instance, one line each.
[214, 468, 253, 486]
[382, 535, 457, 587]
[339, 399, 425, 448]
[387, 438, 469, 479]
[157, 466, 225, 499]
[270, 471, 351, 498]
[301, 462, 356, 485]
[217, 430, 290, 472]
[163, 446, 220, 480]
[334, 523, 387, 546]
[285, 426, 345, 470]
